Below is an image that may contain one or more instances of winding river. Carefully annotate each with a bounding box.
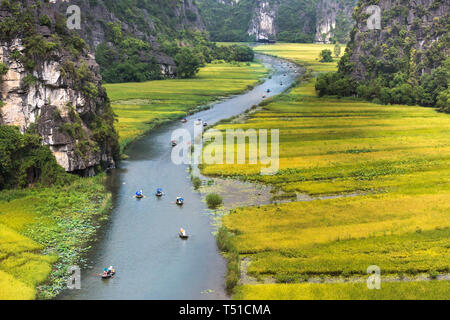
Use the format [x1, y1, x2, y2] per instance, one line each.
[59, 54, 299, 300]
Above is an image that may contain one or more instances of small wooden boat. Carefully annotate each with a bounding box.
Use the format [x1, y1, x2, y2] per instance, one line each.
[101, 271, 115, 279]
[181, 118, 187, 123]
[136, 190, 144, 199]
[203, 122, 208, 127]
[179, 233, 189, 240]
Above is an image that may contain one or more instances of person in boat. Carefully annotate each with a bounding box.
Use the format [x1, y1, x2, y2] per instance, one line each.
[136, 190, 143, 198]
[171, 140, 177, 147]
[156, 188, 163, 196]
[108, 266, 115, 275]
[176, 197, 184, 205]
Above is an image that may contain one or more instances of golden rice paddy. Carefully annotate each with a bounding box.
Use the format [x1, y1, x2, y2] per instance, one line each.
[202, 44, 450, 299]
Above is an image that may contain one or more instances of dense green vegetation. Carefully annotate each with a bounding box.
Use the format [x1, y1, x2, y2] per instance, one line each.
[0, 175, 112, 299]
[96, 23, 256, 82]
[206, 193, 223, 209]
[274, 0, 317, 43]
[317, 0, 449, 112]
[197, 0, 256, 42]
[98, 0, 202, 39]
[84, 0, 257, 82]
[0, 126, 72, 190]
[95, 28, 162, 83]
[0, 0, 88, 70]
[319, 49, 333, 62]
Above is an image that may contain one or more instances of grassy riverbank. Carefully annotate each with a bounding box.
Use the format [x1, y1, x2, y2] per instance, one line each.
[105, 61, 268, 151]
[0, 175, 111, 299]
[202, 44, 450, 299]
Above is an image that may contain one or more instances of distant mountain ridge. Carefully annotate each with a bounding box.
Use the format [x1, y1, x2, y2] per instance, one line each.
[197, 0, 357, 43]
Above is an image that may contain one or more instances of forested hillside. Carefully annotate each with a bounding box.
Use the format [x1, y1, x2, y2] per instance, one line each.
[197, 0, 357, 43]
[49, 0, 208, 82]
[316, 0, 449, 112]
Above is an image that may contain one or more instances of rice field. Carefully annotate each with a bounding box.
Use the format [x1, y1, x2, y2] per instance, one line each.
[254, 43, 344, 72]
[105, 62, 268, 149]
[0, 176, 111, 299]
[234, 282, 450, 300]
[202, 44, 450, 299]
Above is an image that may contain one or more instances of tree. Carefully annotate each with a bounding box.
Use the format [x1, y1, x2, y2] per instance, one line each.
[0, 62, 8, 78]
[319, 49, 333, 63]
[232, 45, 254, 62]
[174, 47, 201, 79]
[0, 125, 69, 189]
[334, 44, 341, 58]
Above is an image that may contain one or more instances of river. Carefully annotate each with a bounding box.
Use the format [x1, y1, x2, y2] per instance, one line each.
[59, 54, 299, 300]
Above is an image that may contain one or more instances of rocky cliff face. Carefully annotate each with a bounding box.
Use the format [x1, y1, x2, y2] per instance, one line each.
[318, 0, 449, 111]
[315, 0, 357, 43]
[344, 0, 449, 82]
[50, 0, 205, 77]
[0, 1, 119, 175]
[198, 0, 355, 43]
[248, 0, 278, 41]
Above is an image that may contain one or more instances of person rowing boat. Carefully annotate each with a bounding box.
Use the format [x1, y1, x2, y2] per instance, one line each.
[101, 266, 115, 279]
[179, 228, 189, 239]
[136, 190, 144, 199]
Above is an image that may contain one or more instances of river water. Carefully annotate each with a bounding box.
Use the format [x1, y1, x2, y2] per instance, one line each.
[59, 54, 299, 300]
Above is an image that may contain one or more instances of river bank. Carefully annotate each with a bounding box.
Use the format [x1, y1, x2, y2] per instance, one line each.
[106, 61, 268, 152]
[199, 43, 450, 299]
[0, 175, 111, 299]
[56, 54, 298, 300]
